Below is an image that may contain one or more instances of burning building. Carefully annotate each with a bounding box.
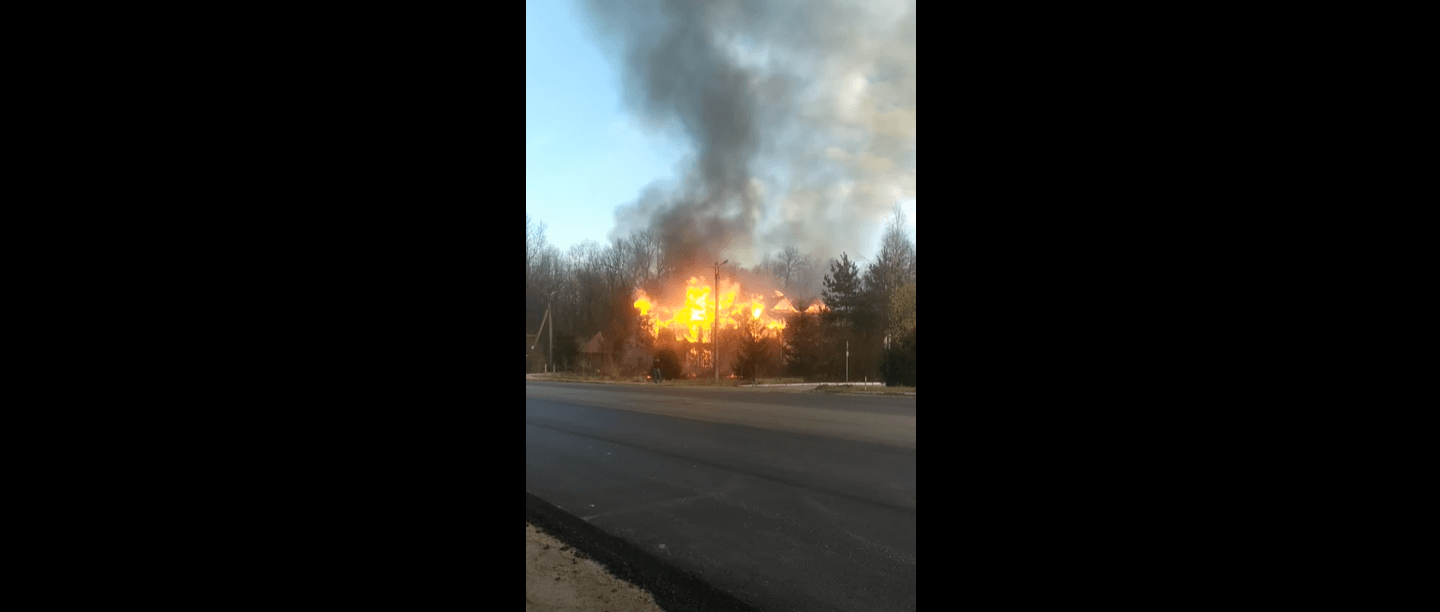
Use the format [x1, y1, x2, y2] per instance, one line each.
[633, 276, 826, 377]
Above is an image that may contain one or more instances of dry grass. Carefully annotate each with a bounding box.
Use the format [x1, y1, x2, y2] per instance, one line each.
[812, 384, 916, 396]
[655, 376, 808, 386]
[524, 371, 915, 394]
[526, 373, 813, 387]
[526, 372, 638, 384]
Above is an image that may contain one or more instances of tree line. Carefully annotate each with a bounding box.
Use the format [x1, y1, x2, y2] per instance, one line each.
[526, 209, 915, 386]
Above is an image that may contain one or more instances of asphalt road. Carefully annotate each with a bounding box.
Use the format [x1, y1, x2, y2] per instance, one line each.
[525, 381, 916, 612]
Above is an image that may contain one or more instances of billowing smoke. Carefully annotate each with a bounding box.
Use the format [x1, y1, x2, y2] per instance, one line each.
[581, 0, 915, 269]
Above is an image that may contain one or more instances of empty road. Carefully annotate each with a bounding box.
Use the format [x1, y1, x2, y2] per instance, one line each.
[525, 381, 916, 612]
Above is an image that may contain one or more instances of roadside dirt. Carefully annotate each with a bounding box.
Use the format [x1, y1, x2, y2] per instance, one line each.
[526, 522, 667, 612]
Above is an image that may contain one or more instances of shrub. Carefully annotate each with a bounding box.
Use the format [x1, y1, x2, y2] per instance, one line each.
[655, 349, 683, 381]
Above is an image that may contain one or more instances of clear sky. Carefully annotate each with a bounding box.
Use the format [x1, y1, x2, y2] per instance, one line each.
[526, 0, 683, 254]
[526, 0, 914, 265]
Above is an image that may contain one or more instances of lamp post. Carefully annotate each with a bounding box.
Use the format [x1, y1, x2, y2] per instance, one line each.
[715, 259, 727, 383]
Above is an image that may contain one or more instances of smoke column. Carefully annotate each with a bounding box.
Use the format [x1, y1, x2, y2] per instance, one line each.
[580, 0, 915, 268]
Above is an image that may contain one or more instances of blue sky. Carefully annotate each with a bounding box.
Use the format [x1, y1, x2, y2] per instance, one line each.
[526, 0, 914, 264]
[526, 0, 685, 254]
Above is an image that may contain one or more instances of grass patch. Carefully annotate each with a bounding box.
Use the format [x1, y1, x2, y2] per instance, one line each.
[526, 373, 812, 387]
[527, 372, 637, 384]
[526, 372, 732, 385]
[753, 377, 808, 385]
[646, 376, 811, 387]
[812, 384, 916, 395]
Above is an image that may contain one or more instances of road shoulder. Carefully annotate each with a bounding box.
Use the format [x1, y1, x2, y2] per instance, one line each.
[526, 492, 763, 612]
[527, 520, 665, 612]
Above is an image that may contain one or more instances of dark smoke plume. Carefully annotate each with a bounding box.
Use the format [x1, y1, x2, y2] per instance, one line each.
[580, 0, 915, 269]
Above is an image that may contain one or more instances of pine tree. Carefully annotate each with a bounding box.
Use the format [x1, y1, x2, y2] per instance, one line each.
[782, 308, 823, 379]
[729, 318, 771, 381]
[822, 253, 864, 326]
[819, 253, 870, 380]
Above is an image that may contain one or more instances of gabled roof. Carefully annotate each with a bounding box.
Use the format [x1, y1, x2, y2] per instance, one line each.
[580, 332, 604, 353]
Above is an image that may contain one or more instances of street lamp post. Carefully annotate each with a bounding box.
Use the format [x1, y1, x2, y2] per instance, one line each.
[715, 259, 726, 383]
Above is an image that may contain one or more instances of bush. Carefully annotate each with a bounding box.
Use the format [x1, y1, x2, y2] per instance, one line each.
[882, 331, 916, 387]
[553, 332, 578, 371]
[655, 349, 683, 381]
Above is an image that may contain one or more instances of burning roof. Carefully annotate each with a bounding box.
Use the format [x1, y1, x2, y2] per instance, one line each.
[633, 278, 826, 343]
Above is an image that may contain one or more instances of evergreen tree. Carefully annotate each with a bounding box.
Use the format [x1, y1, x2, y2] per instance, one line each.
[820, 253, 874, 380]
[822, 253, 864, 326]
[729, 318, 771, 381]
[781, 308, 823, 379]
[882, 327, 916, 387]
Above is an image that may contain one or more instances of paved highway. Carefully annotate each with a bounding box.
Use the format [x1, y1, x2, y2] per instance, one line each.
[525, 381, 916, 612]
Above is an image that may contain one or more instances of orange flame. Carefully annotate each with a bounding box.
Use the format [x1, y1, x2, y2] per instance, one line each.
[634, 277, 807, 341]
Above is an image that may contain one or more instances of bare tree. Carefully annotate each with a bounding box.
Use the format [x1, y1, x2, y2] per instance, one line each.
[634, 229, 671, 285]
[652, 231, 677, 283]
[777, 246, 804, 290]
[625, 232, 654, 287]
[856, 205, 917, 382]
[602, 237, 631, 292]
[568, 240, 601, 271]
[787, 253, 821, 298]
[526, 214, 547, 280]
[865, 205, 916, 304]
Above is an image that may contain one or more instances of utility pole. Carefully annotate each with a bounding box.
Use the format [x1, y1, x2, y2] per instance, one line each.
[846, 340, 849, 383]
[548, 302, 553, 374]
[715, 259, 727, 383]
[530, 304, 552, 373]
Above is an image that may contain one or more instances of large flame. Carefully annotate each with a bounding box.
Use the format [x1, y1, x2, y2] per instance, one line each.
[633, 277, 825, 342]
